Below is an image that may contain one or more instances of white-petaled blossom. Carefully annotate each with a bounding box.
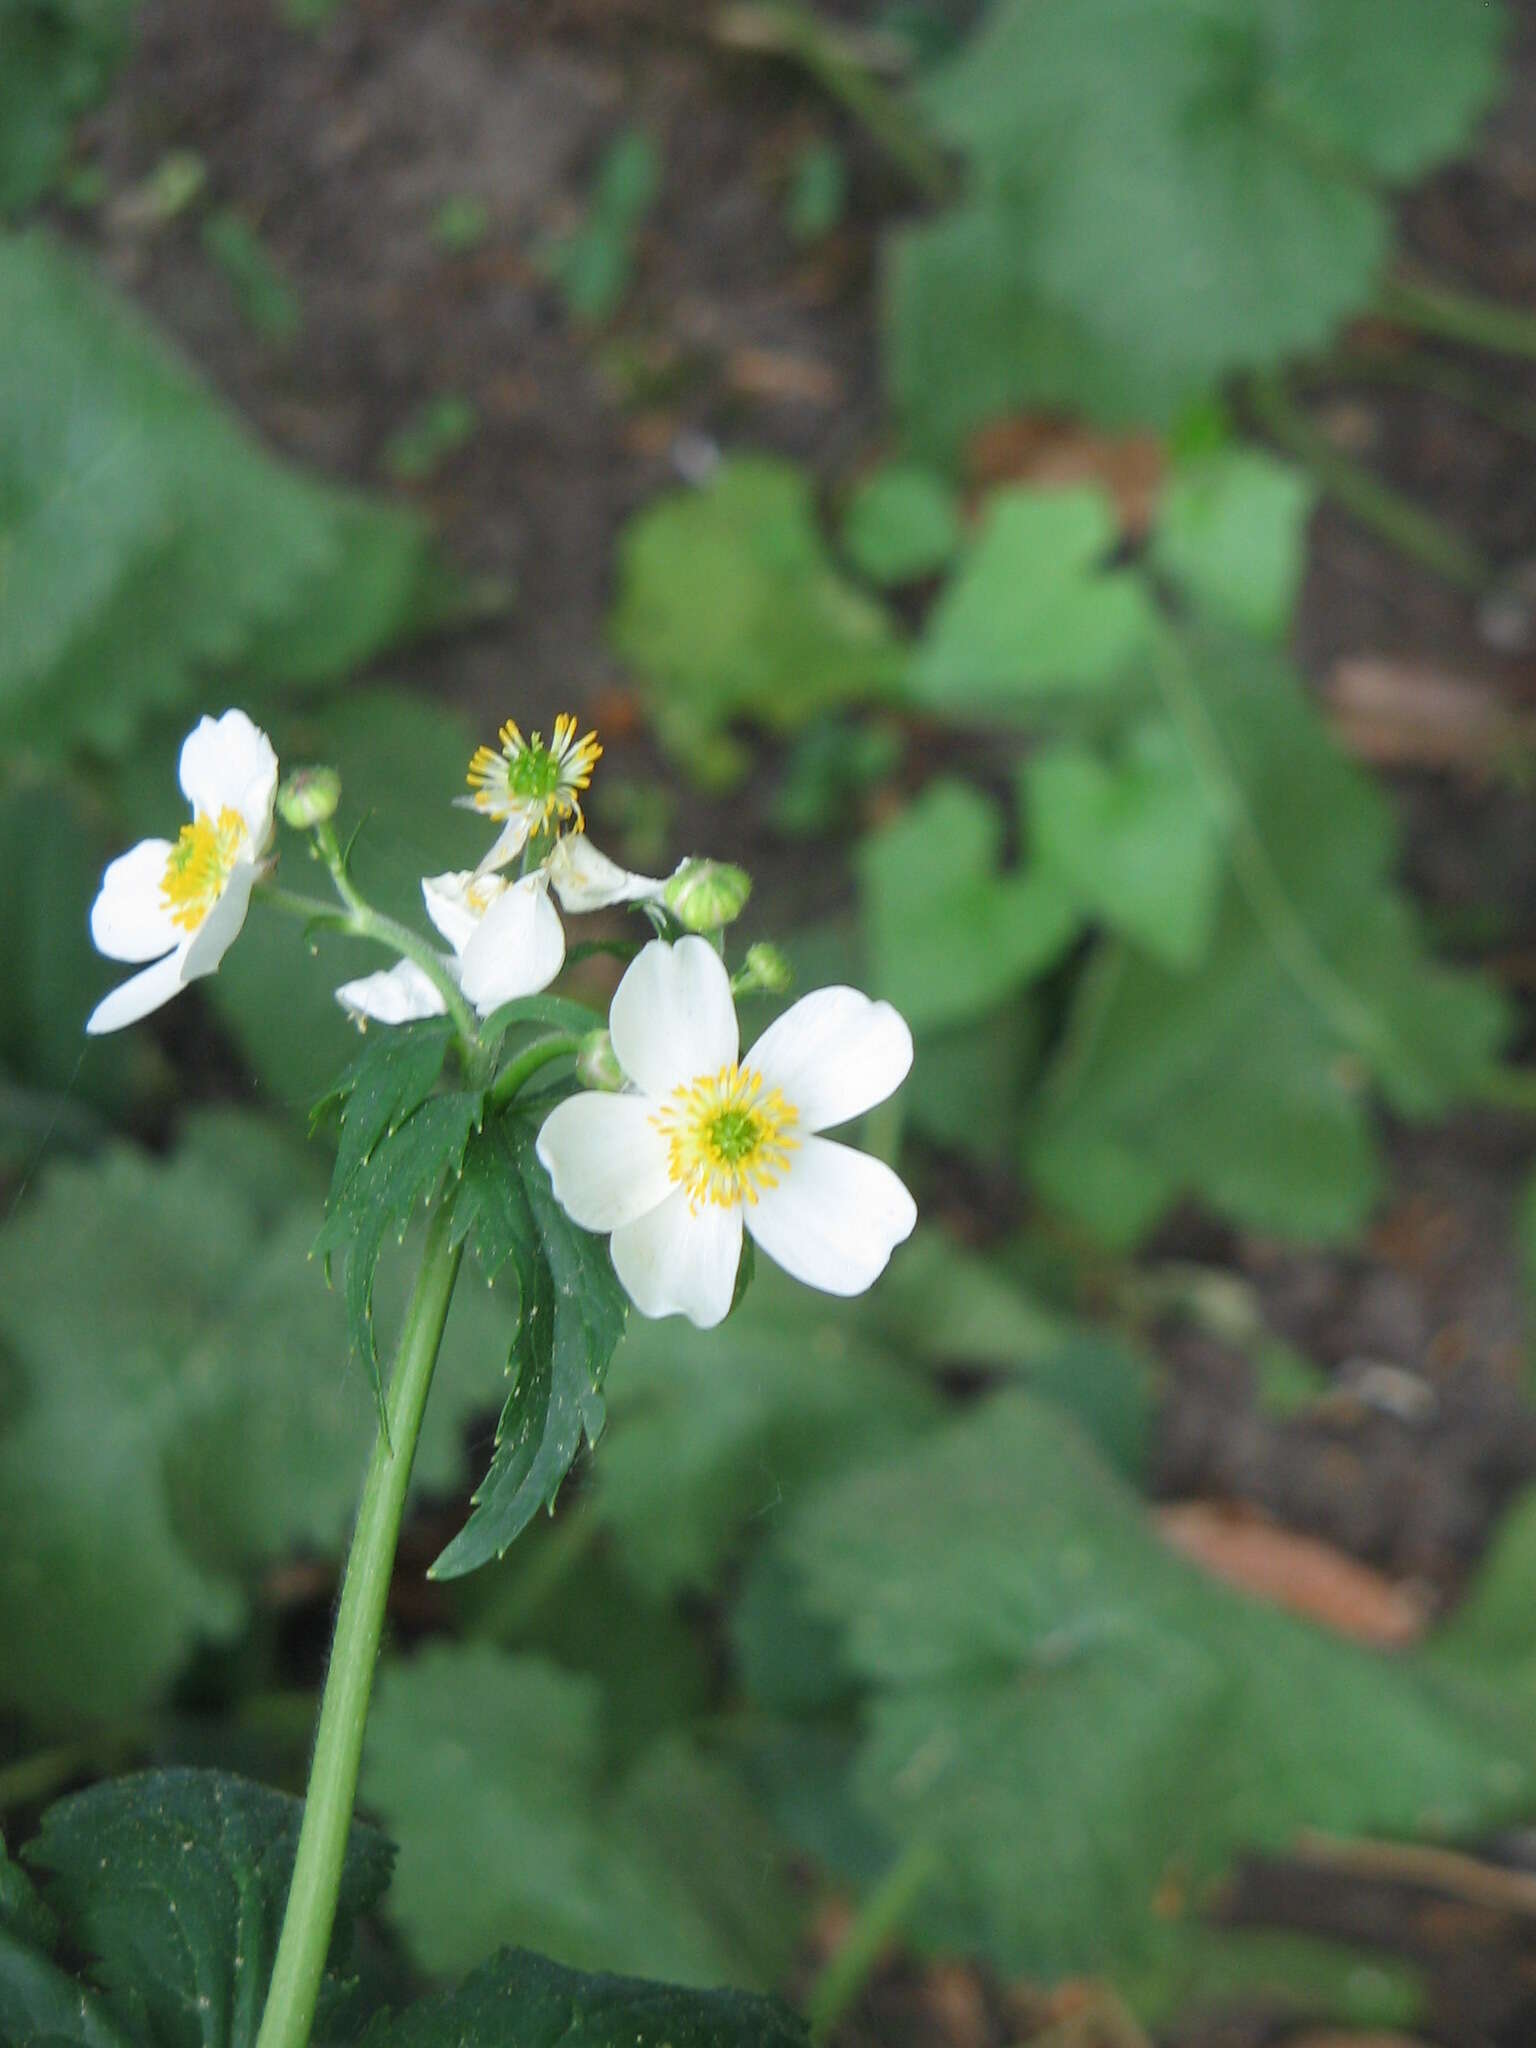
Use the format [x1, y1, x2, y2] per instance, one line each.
[543, 833, 669, 913]
[458, 714, 602, 875]
[537, 937, 916, 1330]
[86, 709, 278, 1035]
[335, 868, 565, 1026]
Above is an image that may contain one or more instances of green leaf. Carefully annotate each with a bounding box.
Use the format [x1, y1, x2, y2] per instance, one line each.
[22, 1768, 390, 2048]
[771, 1390, 1531, 1988]
[907, 487, 1155, 717]
[784, 139, 847, 246]
[841, 464, 962, 586]
[915, 0, 1505, 411]
[857, 778, 1082, 1033]
[200, 209, 303, 347]
[1027, 632, 1509, 1244]
[430, 1114, 627, 1580]
[362, 1646, 799, 1988]
[1023, 717, 1223, 967]
[1150, 446, 1317, 639]
[0, 231, 466, 762]
[358, 1945, 806, 2048]
[0, 1121, 513, 1721]
[0, 0, 135, 216]
[899, 1000, 1041, 1166]
[541, 127, 661, 325]
[609, 457, 905, 777]
[590, 1266, 938, 1597]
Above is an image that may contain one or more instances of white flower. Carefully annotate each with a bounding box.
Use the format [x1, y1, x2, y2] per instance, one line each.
[536, 937, 916, 1329]
[86, 709, 278, 1035]
[543, 833, 669, 913]
[458, 714, 602, 875]
[335, 868, 565, 1026]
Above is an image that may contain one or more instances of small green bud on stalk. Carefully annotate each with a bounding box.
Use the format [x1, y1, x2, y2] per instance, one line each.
[576, 1028, 625, 1092]
[277, 765, 342, 829]
[737, 942, 793, 996]
[663, 858, 751, 932]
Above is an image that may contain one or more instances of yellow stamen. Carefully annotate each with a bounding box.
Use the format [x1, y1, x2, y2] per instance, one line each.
[652, 1064, 799, 1211]
[464, 712, 602, 837]
[161, 806, 247, 932]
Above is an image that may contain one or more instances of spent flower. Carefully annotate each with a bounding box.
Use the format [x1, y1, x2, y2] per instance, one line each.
[87, 709, 278, 1035]
[459, 713, 601, 874]
[336, 868, 564, 1025]
[537, 936, 916, 1329]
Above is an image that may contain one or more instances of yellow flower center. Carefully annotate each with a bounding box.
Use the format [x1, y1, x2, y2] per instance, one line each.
[653, 1064, 799, 1211]
[465, 713, 601, 836]
[161, 807, 247, 932]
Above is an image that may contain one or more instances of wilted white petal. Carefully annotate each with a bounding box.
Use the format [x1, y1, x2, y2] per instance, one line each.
[458, 874, 565, 1013]
[747, 1136, 915, 1297]
[610, 1187, 742, 1330]
[748, 988, 913, 1134]
[178, 709, 279, 850]
[536, 1093, 673, 1231]
[609, 937, 737, 1102]
[469, 809, 534, 878]
[86, 946, 190, 1036]
[181, 861, 260, 981]
[546, 835, 667, 913]
[420, 870, 506, 956]
[89, 838, 178, 963]
[335, 959, 450, 1026]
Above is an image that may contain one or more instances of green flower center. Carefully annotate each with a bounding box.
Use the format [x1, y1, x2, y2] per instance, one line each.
[506, 745, 561, 801]
[708, 1107, 762, 1164]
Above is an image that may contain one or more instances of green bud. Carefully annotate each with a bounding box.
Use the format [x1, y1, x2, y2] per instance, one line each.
[662, 858, 751, 932]
[576, 1028, 625, 1092]
[738, 942, 793, 996]
[276, 765, 342, 829]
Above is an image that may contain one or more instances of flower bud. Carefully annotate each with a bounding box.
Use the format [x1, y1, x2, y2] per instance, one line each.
[662, 858, 751, 932]
[576, 1028, 625, 1092]
[737, 942, 792, 996]
[277, 765, 342, 829]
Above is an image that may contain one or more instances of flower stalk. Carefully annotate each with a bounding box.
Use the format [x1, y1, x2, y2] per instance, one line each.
[253, 1195, 464, 2048]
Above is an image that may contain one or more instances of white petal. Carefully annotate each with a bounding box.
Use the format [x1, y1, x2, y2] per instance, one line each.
[748, 988, 914, 1134]
[536, 1093, 674, 1231]
[335, 959, 450, 1026]
[610, 1186, 742, 1329]
[85, 947, 190, 1035]
[180, 860, 258, 981]
[746, 1136, 916, 1298]
[178, 710, 278, 850]
[545, 835, 666, 913]
[471, 810, 534, 877]
[458, 875, 565, 1013]
[421, 870, 507, 956]
[89, 838, 178, 963]
[609, 937, 737, 1101]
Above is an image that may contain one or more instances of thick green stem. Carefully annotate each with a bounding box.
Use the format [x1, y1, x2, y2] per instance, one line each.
[488, 1033, 581, 1112]
[254, 1199, 464, 2048]
[1380, 274, 1536, 363]
[1245, 374, 1493, 593]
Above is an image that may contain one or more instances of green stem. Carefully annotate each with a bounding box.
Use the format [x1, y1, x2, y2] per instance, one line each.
[253, 1199, 464, 2048]
[715, 1, 954, 200]
[488, 1033, 581, 1112]
[805, 1840, 937, 2043]
[1245, 374, 1493, 593]
[1313, 346, 1536, 444]
[1380, 274, 1536, 363]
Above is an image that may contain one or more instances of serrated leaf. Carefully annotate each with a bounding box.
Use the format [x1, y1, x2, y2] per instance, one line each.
[1023, 717, 1223, 967]
[0, 233, 465, 762]
[21, 1769, 390, 2048]
[1026, 632, 1510, 1244]
[1150, 446, 1317, 639]
[609, 457, 904, 776]
[841, 464, 962, 586]
[358, 1944, 806, 2048]
[315, 1017, 455, 1197]
[431, 1116, 626, 1579]
[362, 1646, 799, 1989]
[912, 0, 1505, 420]
[0, 1122, 513, 1722]
[770, 1390, 1531, 1988]
[907, 487, 1156, 717]
[857, 778, 1081, 1033]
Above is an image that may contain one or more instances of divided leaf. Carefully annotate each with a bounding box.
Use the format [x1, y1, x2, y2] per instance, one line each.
[431, 1114, 627, 1579]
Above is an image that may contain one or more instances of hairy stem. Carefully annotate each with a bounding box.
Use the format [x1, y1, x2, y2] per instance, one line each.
[487, 1033, 582, 1112]
[253, 1198, 464, 2048]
